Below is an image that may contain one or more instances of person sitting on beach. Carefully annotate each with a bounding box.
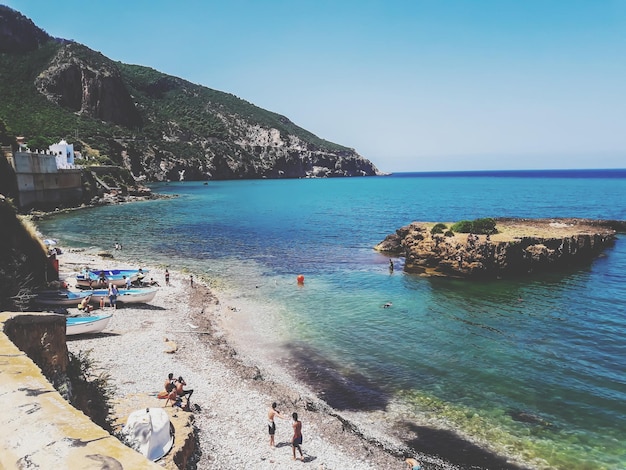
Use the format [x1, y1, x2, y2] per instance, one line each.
[78, 295, 93, 312]
[405, 457, 421, 470]
[164, 372, 175, 392]
[158, 373, 178, 403]
[267, 402, 287, 447]
[146, 277, 160, 287]
[175, 376, 193, 409]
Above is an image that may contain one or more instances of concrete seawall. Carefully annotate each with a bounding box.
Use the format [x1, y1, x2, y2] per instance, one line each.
[0, 311, 161, 469]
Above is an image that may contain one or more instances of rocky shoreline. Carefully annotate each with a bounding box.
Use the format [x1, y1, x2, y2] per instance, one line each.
[55, 248, 534, 469]
[376, 218, 622, 279]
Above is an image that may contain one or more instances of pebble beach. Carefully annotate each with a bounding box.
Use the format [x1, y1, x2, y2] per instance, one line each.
[57, 248, 445, 470]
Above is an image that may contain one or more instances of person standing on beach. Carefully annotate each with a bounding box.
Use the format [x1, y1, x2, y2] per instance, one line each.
[165, 269, 170, 286]
[267, 402, 286, 447]
[291, 412, 303, 461]
[108, 283, 118, 309]
[190, 274, 194, 288]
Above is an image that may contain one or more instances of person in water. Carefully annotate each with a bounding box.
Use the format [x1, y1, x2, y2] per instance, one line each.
[405, 457, 421, 470]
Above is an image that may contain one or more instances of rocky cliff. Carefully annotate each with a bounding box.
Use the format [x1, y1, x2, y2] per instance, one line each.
[376, 218, 620, 279]
[0, 6, 382, 182]
[35, 43, 142, 127]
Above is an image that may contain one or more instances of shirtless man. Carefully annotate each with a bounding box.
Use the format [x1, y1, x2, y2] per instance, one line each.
[164, 373, 175, 392]
[175, 376, 193, 409]
[267, 402, 286, 447]
[291, 412, 303, 461]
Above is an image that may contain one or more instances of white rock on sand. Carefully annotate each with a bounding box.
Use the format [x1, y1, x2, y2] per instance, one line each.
[57, 248, 456, 470]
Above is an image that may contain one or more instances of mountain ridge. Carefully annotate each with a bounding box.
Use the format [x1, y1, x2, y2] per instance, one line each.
[0, 5, 382, 181]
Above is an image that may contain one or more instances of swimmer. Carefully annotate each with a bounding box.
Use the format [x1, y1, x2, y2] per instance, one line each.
[383, 302, 393, 308]
[405, 457, 421, 470]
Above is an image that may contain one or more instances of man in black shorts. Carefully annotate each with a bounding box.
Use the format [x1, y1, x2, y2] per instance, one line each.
[267, 402, 285, 447]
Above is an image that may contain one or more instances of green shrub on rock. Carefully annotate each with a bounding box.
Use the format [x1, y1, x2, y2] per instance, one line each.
[451, 218, 497, 235]
[430, 223, 448, 235]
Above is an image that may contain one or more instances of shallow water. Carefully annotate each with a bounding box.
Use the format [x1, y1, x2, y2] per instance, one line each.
[38, 170, 626, 469]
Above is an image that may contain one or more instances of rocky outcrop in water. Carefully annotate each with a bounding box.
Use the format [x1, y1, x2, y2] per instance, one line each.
[376, 218, 620, 279]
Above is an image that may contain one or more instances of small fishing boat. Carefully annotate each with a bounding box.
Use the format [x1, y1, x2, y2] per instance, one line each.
[66, 313, 113, 336]
[35, 289, 92, 306]
[88, 287, 158, 304]
[76, 268, 147, 288]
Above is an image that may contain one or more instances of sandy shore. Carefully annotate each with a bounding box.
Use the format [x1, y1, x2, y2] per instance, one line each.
[55, 247, 524, 470]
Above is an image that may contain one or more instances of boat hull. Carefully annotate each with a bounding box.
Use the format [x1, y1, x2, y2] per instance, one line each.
[66, 314, 113, 336]
[76, 269, 147, 288]
[35, 290, 92, 306]
[88, 287, 158, 304]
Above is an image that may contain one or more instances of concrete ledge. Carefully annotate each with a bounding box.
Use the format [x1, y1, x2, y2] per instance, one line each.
[0, 312, 161, 469]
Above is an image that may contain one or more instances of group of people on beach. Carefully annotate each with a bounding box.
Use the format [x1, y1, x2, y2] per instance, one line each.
[161, 373, 193, 410]
[267, 402, 304, 461]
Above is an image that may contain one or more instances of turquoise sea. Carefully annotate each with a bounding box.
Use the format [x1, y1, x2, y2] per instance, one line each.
[38, 170, 626, 469]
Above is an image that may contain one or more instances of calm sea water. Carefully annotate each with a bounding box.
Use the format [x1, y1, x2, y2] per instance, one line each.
[38, 170, 626, 469]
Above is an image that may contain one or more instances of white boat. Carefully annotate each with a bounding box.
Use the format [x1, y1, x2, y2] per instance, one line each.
[66, 313, 113, 336]
[35, 289, 91, 306]
[88, 287, 158, 304]
[76, 268, 147, 288]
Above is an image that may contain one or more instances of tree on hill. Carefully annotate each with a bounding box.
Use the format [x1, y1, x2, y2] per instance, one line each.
[26, 135, 54, 152]
[0, 118, 17, 149]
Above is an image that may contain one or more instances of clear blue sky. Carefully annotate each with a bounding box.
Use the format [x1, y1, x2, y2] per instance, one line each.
[5, 0, 626, 172]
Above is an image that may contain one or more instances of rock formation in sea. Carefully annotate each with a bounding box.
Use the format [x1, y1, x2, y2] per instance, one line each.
[375, 218, 621, 279]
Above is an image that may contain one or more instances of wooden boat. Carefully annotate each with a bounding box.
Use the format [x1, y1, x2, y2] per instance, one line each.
[66, 313, 113, 336]
[76, 269, 147, 288]
[88, 287, 158, 304]
[35, 289, 92, 306]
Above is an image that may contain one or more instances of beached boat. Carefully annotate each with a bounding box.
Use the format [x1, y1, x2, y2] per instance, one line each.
[88, 287, 158, 304]
[76, 268, 147, 288]
[66, 313, 113, 336]
[35, 289, 92, 306]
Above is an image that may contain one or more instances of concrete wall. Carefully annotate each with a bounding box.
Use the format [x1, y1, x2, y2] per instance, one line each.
[0, 312, 161, 469]
[7, 151, 83, 209]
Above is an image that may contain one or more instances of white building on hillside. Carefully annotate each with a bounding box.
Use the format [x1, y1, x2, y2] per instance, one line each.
[48, 139, 75, 169]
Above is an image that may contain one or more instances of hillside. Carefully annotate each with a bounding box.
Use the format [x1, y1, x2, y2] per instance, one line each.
[0, 5, 381, 181]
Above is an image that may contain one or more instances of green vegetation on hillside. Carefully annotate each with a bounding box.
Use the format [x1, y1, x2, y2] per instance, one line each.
[118, 62, 351, 152]
[0, 41, 351, 157]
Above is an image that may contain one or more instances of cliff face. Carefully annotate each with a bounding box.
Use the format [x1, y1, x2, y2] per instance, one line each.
[376, 218, 618, 279]
[35, 43, 142, 127]
[0, 6, 382, 182]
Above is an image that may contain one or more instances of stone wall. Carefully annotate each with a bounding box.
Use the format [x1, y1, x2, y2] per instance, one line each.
[0, 311, 161, 469]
